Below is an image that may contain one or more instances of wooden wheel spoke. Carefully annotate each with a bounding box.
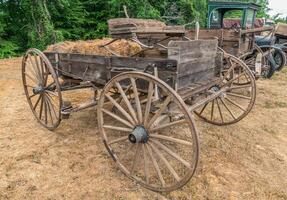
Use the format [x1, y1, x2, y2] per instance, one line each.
[142, 145, 149, 183]
[216, 98, 224, 123]
[144, 82, 154, 127]
[149, 142, 180, 182]
[219, 98, 236, 120]
[150, 134, 193, 146]
[26, 57, 39, 80]
[108, 136, 128, 145]
[245, 58, 254, 64]
[151, 140, 191, 169]
[33, 54, 43, 84]
[227, 92, 251, 100]
[39, 96, 44, 120]
[44, 93, 59, 113]
[224, 70, 247, 86]
[44, 96, 54, 125]
[116, 84, 132, 105]
[150, 119, 187, 132]
[225, 97, 246, 112]
[24, 72, 38, 85]
[45, 92, 59, 107]
[29, 56, 41, 82]
[43, 66, 49, 86]
[45, 90, 58, 97]
[40, 57, 45, 81]
[230, 85, 251, 90]
[243, 72, 250, 82]
[105, 94, 135, 125]
[115, 81, 138, 124]
[44, 96, 48, 125]
[210, 100, 215, 121]
[130, 78, 143, 124]
[26, 65, 38, 83]
[199, 102, 208, 115]
[130, 143, 141, 175]
[102, 108, 133, 128]
[29, 93, 38, 99]
[45, 94, 58, 120]
[103, 125, 133, 132]
[147, 96, 171, 128]
[45, 80, 56, 90]
[237, 68, 240, 84]
[145, 143, 165, 186]
[222, 62, 236, 80]
[120, 144, 134, 162]
[33, 94, 42, 110]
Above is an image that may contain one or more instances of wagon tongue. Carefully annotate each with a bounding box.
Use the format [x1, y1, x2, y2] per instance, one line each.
[128, 125, 149, 144]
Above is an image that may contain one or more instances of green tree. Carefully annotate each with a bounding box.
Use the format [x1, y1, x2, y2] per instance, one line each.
[0, 0, 273, 58]
[48, 0, 86, 40]
[21, 0, 63, 49]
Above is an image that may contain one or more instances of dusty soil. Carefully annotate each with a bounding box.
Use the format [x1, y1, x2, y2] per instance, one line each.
[0, 57, 286, 200]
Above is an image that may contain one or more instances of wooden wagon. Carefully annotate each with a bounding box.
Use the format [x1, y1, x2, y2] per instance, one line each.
[22, 18, 256, 192]
[187, 0, 286, 78]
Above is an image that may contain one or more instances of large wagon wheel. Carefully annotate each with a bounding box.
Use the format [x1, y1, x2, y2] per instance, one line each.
[22, 48, 62, 130]
[195, 54, 256, 126]
[98, 72, 199, 192]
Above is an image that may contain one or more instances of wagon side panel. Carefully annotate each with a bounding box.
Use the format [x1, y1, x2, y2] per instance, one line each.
[168, 40, 218, 90]
[44, 52, 178, 89]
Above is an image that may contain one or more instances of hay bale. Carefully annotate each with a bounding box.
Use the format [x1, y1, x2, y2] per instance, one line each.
[45, 38, 142, 56]
[45, 41, 76, 53]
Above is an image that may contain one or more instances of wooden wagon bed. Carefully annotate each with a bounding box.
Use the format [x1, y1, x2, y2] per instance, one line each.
[45, 39, 219, 97]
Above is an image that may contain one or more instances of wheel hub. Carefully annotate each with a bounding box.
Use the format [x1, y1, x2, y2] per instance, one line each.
[210, 85, 220, 92]
[129, 125, 149, 144]
[32, 86, 44, 95]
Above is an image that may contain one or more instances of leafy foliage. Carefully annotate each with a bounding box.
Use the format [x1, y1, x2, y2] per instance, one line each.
[0, 0, 271, 58]
[0, 40, 18, 58]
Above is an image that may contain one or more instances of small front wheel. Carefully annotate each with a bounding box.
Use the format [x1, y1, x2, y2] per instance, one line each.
[22, 48, 62, 130]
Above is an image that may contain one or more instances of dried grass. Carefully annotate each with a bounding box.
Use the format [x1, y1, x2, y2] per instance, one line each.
[45, 38, 142, 56]
[0, 59, 287, 199]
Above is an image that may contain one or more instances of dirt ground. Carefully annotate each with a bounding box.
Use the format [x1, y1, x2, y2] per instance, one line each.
[0, 57, 286, 200]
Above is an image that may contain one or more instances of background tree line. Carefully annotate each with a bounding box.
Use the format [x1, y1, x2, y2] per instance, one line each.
[0, 0, 275, 58]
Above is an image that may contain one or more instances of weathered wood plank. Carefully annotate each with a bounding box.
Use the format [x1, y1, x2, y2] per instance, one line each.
[177, 68, 216, 90]
[177, 57, 216, 75]
[168, 40, 218, 89]
[186, 29, 222, 40]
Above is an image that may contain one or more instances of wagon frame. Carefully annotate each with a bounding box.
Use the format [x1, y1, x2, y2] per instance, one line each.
[22, 18, 256, 192]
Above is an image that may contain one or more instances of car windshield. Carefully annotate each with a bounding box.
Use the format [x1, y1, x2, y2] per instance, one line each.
[246, 9, 255, 29]
[223, 10, 243, 29]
